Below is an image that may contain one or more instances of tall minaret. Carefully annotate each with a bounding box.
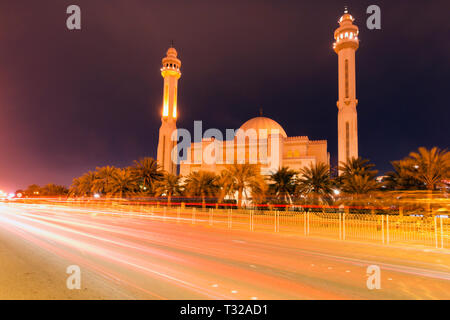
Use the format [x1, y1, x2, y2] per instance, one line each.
[157, 46, 181, 174]
[333, 8, 359, 172]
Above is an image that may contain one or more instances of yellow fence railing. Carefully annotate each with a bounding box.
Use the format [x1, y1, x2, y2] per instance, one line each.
[4, 199, 450, 249]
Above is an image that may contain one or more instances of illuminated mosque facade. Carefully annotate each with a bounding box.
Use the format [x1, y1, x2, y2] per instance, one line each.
[157, 9, 360, 176]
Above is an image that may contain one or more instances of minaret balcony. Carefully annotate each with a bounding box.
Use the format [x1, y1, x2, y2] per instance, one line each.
[161, 68, 182, 78]
[333, 38, 359, 53]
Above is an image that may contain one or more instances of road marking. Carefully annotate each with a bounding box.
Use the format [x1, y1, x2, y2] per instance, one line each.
[251, 297, 258, 300]
[231, 290, 238, 294]
[345, 270, 351, 273]
[388, 278, 393, 281]
[249, 264, 257, 268]
[212, 284, 219, 287]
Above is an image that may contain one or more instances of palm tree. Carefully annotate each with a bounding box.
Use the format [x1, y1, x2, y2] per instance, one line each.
[223, 164, 265, 209]
[92, 166, 117, 195]
[297, 163, 333, 204]
[131, 157, 164, 194]
[338, 157, 378, 180]
[384, 160, 425, 190]
[70, 177, 83, 197]
[341, 175, 378, 196]
[268, 167, 297, 203]
[402, 147, 450, 215]
[403, 147, 450, 190]
[70, 171, 96, 197]
[154, 173, 181, 205]
[25, 184, 41, 197]
[184, 171, 219, 208]
[338, 157, 379, 199]
[41, 184, 69, 196]
[108, 168, 139, 198]
[70, 178, 81, 197]
[216, 170, 234, 205]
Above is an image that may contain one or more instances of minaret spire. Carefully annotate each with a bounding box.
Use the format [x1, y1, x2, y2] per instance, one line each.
[333, 9, 359, 173]
[157, 46, 182, 175]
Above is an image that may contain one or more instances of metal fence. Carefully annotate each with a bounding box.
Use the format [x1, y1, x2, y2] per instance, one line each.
[7, 199, 450, 249]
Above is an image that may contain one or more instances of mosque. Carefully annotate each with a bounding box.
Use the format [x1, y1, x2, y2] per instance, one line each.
[157, 9, 360, 176]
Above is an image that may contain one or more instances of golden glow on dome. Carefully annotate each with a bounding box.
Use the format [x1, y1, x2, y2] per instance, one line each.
[239, 117, 287, 138]
[167, 47, 178, 57]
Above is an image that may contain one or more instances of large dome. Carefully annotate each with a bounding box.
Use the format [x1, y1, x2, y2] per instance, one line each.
[239, 117, 287, 138]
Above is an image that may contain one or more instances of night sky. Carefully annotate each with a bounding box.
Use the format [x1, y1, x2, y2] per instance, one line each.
[0, 0, 449, 191]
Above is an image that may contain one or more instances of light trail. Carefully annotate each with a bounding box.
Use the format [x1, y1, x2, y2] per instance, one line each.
[0, 202, 449, 299]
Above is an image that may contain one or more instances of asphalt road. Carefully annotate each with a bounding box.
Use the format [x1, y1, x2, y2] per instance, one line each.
[0, 202, 449, 299]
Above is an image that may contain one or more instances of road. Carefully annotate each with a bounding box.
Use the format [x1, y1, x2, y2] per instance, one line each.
[0, 202, 449, 299]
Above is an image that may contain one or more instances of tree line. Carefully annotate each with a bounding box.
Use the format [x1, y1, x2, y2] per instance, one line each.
[17, 147, 449, 211]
